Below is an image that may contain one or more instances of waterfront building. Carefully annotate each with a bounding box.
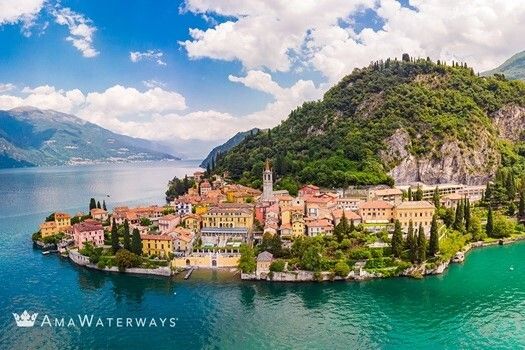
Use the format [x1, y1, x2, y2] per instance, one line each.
[256, 251, 273, 275]
[358, 200, 394, 224]
[158, 214, 181, 233]
[72, 220, 104, 249]
[202, 204, 254, 229]
[90, 208, 108, 222]
[167, 227, 194, 252]
[40, 221, 59, 238]
[394, 201, 435, 234]
[54, 212, 72, 231]
[172, 250, 240, 268]
[291, 211, 306, 237]
[141, 234, 173, 258]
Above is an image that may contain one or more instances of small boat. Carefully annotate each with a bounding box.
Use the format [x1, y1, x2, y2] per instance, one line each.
[42, 251, 50, 255]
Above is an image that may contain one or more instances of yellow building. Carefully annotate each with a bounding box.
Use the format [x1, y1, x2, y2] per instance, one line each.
[227, 191, 254, 204]
[202, 204, 254, 229]
[172, 251, 240, 268]
[141, 235, 173, 258]
[291, 211, 305, 237]
[358, 200, 394, 224]
[394, 201, 435, 233]
[182, 214, 201, 232]
[40, 222, 59, 238]
[54, 212, 71, 231]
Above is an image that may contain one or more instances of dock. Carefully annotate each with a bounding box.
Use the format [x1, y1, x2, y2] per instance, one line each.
[184, 267, 195, 280]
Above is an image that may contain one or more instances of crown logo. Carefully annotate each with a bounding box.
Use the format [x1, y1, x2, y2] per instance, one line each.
[13, 310, 38, 327]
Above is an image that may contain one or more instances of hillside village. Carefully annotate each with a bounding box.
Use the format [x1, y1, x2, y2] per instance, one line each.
[31, 157, 524, 281]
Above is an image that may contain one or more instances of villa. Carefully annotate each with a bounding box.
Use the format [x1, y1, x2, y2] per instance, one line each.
[158, 214, 181, 233]
[72, 219, 104, 249]
[141, 234, 173, 258]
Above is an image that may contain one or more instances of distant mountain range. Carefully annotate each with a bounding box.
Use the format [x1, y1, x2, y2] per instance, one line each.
[200, 128, 260, 168]
[482, 51, 525, 80]
[0, 107, 178, 168]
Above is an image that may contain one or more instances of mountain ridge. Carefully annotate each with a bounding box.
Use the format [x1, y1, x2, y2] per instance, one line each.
[213, 56, 525, 190]
[482, 51, 525, 80]
[0, 107, 179, 168]
[200, 128, 260, 168]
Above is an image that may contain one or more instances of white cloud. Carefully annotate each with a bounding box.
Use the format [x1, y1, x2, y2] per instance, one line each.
[51, 6, 98, 58]
[142, 79, 167, 89]
[181, 0, 525, 82]
[0, 83, 15, 93]
[130, 50, 167, 66]
[0, 0, 44, 25]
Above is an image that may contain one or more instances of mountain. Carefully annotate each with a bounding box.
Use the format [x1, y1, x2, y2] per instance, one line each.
[200, 128, 260, 168]
[482, 51, 525, 80]
[213, 57, 525, 189]
[0, 107, 178, 168]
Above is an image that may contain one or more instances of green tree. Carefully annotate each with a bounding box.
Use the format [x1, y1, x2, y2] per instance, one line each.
[269, 259, 286, 272]
[406, 220, 417, 263]
[111, 219, 119, 254]
[414, 186, 423, 201]
[486, 207, 494, 237]
[301, 240, 323, 271]
[123, 219, 131, 251]
[506, 172, 516, 201]
[140, 217, 152, 226]
[491, 214, 515, 238]
[453, 200, 464, 231]
[428, 215, 439, 257]
[102, 200, 107, 211]
[97, 201, 101, 209]
[391, 220, 403, 258]
[115, 249, 141, 272]
[432, 187, 440, 208]
[239, 244, 256, 273]
[519, 190, 525, 218]
[334, 212, 350, 242]
[468, 213, 485, 241]
[443, 207, 455, 228]
[507, 202, 516, 216]
[334, 260, 350, 277]
[407, 187, 412, 201]
[464, 198, 471, 232]
[131, 228, 142, 255]
[349, 219, 356, 232]
[89, 198, 97, 211]
[417, 224, 426, 263]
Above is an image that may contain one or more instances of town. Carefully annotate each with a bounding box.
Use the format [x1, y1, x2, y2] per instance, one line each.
[32, 161, 525, 281]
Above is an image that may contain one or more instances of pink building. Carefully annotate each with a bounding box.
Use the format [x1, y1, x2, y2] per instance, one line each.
[73, 220, 104, 249]
[158, 214, 181, 233]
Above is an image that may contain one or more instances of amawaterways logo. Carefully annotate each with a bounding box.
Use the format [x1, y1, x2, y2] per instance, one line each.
[13, 310, 177, 328]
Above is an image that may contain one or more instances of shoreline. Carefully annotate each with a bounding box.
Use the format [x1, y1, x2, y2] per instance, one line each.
[242, 235, 525, 283]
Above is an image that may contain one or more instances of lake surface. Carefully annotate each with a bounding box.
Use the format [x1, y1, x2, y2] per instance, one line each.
[1, 162, 525, 349]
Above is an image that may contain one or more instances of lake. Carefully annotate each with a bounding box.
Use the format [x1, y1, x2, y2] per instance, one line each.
[0, 161, 524, 349]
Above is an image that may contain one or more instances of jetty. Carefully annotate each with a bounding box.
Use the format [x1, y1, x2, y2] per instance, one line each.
[184, 267, 195, 280]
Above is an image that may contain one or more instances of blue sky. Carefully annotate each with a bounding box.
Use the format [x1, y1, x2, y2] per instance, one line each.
[0, 0, 523, 157]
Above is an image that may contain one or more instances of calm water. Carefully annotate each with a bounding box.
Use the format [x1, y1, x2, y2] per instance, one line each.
[1, 162, 525, 349]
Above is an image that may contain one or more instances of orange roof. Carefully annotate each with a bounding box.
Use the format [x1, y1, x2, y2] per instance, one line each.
[141, 234, 172, 241]
[159, 214, 179, 221]
[374, 188, 403, 196]
[395, 201, 435, 209]
[90, 208, 107, 215]
[359, 200, 394, 209]
[301, 184, 319, 190]
[54, 212, 71, 219]
[306, 219, 333, 228]
[332, 209, 361, 220]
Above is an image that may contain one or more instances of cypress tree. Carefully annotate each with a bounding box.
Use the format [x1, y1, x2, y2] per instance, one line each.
[506, 172, 516, 200]
[407, 221, 417, 263]
[349, 219, 356, 232]
[433, 187, 440, 208]
[519, 191, 525, 218]
[97, 201, 101, 209]
[102, 200, 107, 211]
[89, 198, 97, 211]
[486, 207, 494, 237]
[415, 186, 423, 201]
[484, 183, 492, 205]
[464, 198, 471, 232]
[131, 228, 142, 255]
[334, 212, 349, 242]
[111, 219, 119, 254]
[417, 224, 426, 263]
[454, 200, 464, 231]
[407, 188, 412, 201]
[429, 215, 439, 256]
[391, 220, 403, 258]
[123, 219, 131, 250]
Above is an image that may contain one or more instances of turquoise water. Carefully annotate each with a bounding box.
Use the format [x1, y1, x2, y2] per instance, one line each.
[1, 162, 525, 349]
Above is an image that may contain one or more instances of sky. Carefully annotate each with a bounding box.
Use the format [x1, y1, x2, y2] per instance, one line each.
[0, 0, 524, 158]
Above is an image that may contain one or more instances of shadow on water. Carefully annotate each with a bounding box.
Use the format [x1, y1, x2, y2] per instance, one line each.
[74, 265, 174, 304]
